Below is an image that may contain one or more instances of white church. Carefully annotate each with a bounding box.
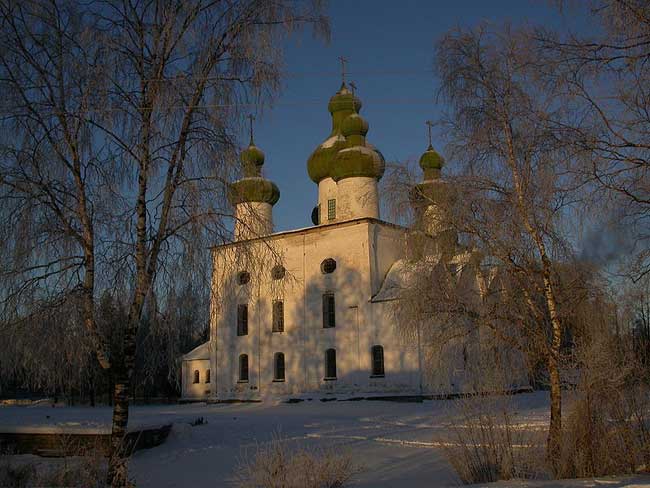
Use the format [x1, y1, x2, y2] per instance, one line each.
[180, 82, 528, 401]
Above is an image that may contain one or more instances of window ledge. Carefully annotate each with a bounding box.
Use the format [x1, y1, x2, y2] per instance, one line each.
[271, 330, 284, 334]
[323, 377, 337, 381]
[237, 380, 249, 384]
[369, 375, 385, 379]
[272, 379, 285, 383]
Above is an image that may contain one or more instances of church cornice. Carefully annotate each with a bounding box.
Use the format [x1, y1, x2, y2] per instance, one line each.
[211, 217, 408, 251]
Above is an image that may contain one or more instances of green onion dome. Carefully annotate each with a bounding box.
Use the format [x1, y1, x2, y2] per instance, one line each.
[419, 144, 445, 180]
[240, 143, 265, 177]
[410, 144, 451, 210]
[409, 179, 448, 208]
[330, 113, 385, 182]
[341, 112, 368, 136]
[228, 177, 280, 206]
[327, 83, 362, 116]
[228, 140, 280, 206]
[307, 83, 362, 183]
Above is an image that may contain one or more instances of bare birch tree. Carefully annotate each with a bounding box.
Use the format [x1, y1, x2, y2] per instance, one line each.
[537, 0, 650, 279]
[0, 0, 328, 485]
[426, 24, 584, 472]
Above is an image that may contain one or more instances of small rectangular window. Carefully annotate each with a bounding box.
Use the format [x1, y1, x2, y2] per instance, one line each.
[371, 346, 385, 377]
[272, 300, 284, 332]
[327, 199, 336, 221]
[274, 353, 285, 381]
[239, 354, 249, 382]
[325, 349, 337, 379]
[322, 293, 335, 328]
[237, 304, 248, 336]
[205, 369, 211, 383]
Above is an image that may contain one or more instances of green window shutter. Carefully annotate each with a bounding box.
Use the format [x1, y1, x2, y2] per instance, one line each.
[327, 199, 336, 220]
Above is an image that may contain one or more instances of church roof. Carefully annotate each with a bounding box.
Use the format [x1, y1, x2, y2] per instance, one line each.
[181, 341, 210, 360]
[211, 216, 407, 250]
[371, 257, 441, 303]
[371, 250, 477, 303]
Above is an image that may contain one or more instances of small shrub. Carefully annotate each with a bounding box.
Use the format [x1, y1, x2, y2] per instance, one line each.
[37, 453, 107, 488]
[558, 334, 650, 479]
[235, 434, 358, 488]
[0, 457, 35, 488]
[0, 440, 128, 487]
[0, 454, 106, 488]
[441, 394, 544, 484]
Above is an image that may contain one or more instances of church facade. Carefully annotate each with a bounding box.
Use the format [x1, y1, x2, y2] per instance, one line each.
[180, 83, 527, 401]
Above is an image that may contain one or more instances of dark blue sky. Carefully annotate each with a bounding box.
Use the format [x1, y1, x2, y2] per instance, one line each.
[249, 0, 582, 231]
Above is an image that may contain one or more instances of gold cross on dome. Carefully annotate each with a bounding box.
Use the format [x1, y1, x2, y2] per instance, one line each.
[338, 56, 348, 85]
[425, 120, 434, 148]
[247, 114, 255, 144]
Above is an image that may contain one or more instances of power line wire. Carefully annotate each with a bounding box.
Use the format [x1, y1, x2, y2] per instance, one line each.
[15, 69, 436, 86]
[18, 97, 438, 115]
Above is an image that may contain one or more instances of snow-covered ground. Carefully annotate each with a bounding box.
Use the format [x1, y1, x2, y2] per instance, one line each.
[1, 392, 649, 487]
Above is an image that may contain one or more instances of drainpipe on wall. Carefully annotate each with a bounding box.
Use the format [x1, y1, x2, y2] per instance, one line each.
[257, 286, 262, 398]
[303, 234, 308, 391]
[417, 320, 423, 395]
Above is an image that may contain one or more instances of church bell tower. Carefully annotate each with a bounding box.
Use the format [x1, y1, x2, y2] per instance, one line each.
[228, 116, 280, 241]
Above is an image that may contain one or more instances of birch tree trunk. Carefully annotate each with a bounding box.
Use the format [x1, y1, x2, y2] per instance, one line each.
[432, 24, 578, 473]
[0, 2, 329, 487]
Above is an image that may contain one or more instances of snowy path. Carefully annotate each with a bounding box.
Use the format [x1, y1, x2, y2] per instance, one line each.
[0, 392, 606, 487]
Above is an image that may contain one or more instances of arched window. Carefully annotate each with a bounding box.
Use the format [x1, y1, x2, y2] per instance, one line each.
[237, 304, 248, 336]
[320, 258, 336, 274]
[322, 293, 335, 328]
[271, 265, 285, 280]
[237, 271, 250, 285]
[239, 354, 249, 382]
[274, 353, 285, 381]
[193, 370, 200, 384]
[205, 369, 211, 383]
[325, 349, 337, 380]
[371, 345, 385, 377]
[272, 300, 284, 332]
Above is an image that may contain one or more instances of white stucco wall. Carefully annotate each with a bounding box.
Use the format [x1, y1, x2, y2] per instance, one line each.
[336, 177, 379, 221]
[317, 177, 337, 223]
[181, 359, 212, 400]
[210, 219, 422, 401]
[199, 217, 529, 401]
[234, 201, 273, 240]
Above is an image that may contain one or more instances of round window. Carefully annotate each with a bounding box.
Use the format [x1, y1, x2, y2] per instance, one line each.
[320, 258, 337, 274]
[237, 271, 250, 285]
[271, 265, 285, 280]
